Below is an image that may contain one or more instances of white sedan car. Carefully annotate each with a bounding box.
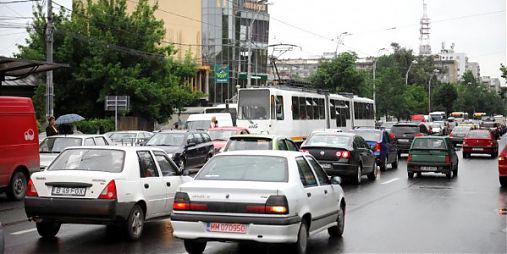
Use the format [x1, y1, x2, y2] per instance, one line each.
[171, 150, 346, 254]
[25, 146, 193, 240]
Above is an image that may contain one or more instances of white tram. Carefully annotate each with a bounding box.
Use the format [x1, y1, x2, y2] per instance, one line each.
[236, 87, 375, 141]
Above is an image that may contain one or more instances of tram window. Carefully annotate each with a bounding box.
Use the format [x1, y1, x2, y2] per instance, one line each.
[292, 96, 299, 120]
[299, 97, 307, 119]
[306, 98, 314, 120]
[345, 101, 350, 119]
[354, 102, 360, 119]
[330, 100, 336, 119]
[271, 96, 276, 120]
[312, 98, 319, 119]
[318, 99, 325, 119]
[276, 96, 284, 120]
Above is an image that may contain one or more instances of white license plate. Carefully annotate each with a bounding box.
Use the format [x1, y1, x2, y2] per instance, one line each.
[321, 163, 332, 169]
[420, 166, 437, 171]
[52, 186, 86, 196]
[398, 139, 409, 143]
[472, 148, 483, 151]
[207, 223, 247, 234]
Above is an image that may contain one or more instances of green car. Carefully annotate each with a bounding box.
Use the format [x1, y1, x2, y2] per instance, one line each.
[223, 135, 299, 152]
[407, 136, 459, 179]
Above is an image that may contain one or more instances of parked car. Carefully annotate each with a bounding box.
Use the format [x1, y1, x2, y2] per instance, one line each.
[462, 129, 498, 158]
[0, 97, 40, 200]
[171, 151, 346, 254]
[207, 127, 250, 153]
[39, 135, 111, 170]
[185, 113, 234, 130]
[449, 125, 473, 145]
[407, 136, 459, 179]
[108, 131, 154, 146]
[390, 123, 431, 156]
[352, 128, 398, 171]
[25, 146, 193, 240]
[300, 132, 376, 184]
[223, 135, 299, 152]
[145, 130, 214, 172]
[499, 144, 507, 187]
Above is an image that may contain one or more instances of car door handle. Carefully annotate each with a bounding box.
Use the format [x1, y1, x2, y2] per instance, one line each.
[144, 183, 149, 189]
[324, 190, 328, 194]
[166, 182, 171, 187]
[307, 192, 311, 198]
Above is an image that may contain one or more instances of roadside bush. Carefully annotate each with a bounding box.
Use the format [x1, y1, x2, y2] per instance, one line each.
[75, 119, 114, 134]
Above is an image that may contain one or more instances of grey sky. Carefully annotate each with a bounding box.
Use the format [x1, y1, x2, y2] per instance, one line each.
[1, 0, 505, 82]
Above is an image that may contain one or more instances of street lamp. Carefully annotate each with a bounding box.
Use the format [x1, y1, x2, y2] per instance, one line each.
[428, 69, 440, 113]
[372, 47, 387, 119]
[405, 59, 418, 86]
[334, 32, 351, 57]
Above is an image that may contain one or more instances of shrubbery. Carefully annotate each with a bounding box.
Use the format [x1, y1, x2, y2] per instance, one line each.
[75, 119, 114, 134]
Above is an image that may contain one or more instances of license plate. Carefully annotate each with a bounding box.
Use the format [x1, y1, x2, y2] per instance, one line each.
[207, 223, 247, 234]
[51, 186, 86, 196]
[472, 148, 483, 151]
[398, 139, 409, 143]
[420, 166, 437, 171]
[321, 163, 332, 169]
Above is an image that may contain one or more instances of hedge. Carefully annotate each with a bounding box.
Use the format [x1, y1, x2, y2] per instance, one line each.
[75, 119, 115, 134]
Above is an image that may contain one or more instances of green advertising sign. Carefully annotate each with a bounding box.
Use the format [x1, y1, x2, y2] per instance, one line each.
[214, 64, 229, 83]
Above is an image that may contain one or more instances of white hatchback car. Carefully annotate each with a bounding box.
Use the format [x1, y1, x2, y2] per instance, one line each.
[25, 146, 193, 240]
[171, 150, 346, 254]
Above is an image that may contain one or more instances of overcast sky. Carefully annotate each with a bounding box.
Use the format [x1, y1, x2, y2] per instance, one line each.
[1, 0, 505, 82]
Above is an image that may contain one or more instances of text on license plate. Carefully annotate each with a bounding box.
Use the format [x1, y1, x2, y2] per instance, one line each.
[472, 148, 483, 151]
[52, 186, 86, 196]
[321, 164, 332, 169]
[207, 223, 247, 234]
[420, 166, 437, 171]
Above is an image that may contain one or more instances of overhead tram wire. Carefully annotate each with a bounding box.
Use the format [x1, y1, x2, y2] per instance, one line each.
[0, 0, 40, 4]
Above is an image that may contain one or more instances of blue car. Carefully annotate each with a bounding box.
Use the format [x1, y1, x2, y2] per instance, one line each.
[352, 128, 399, 171]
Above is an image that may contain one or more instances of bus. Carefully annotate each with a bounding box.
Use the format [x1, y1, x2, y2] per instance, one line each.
[473, 112, 487, 120]
[429, 111, 446, 121]
[236, 87, 375, 141]
[450, 112, 469, 122]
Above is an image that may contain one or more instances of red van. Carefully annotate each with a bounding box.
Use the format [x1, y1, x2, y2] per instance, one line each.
[0, 97, 39, 200]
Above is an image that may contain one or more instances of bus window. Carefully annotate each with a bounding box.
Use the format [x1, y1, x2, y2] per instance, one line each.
[292, 96, 299, 120]
[276, 96, 284, 120]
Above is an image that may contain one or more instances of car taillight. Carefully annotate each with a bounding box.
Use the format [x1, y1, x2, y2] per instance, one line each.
[300, 149, 309, 154]
[463, 139, 468, 146]
[407, 154, 412, 162]
[449, 133, 454, 138]
[265, 195, 289, 214]
[98, 180, 117, 200]
[499, 155, 507, 164]
[375, 143, 381, 152]
[445, 155, 451, 165]
[336, 150, 350, 158]
[415, 133, 424, 137]
[26, 179, 38, 197]
[173, 192, 208, 211]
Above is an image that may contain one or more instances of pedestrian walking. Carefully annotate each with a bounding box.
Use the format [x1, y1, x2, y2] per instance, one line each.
[46, 116, 59, 136]
[210, 116, 219, 128]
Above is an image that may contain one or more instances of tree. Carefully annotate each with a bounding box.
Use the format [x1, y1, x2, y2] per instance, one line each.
[500, 64, 507, 79]
[310, 52, 367, 95]
[432, 83, 457, 115]
[461, 70, 477, 86]
[403, 85, 428, 117]
[17, 0, 201, 123]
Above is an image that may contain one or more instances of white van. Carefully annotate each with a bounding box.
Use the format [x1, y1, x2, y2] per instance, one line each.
[185, 113, 234, 130]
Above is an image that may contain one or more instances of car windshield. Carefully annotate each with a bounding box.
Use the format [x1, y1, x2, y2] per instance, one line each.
[467, 131, 490, 138]
[238, 89, 270, 120]
[109, 133, 137, 141]
[39, 137, 82, 153]
[208, 130, 238, 141]
[452, 126, 471, 134]
[353, 130, 381, 142]
[412, 138, 447, 150]
[304, 134, 351, 147]
[48, 149, 124, 172]
[429, 123, 441, 128]
[185, 120, 211, 130]
[482, 122, 496, 128]
[195, 155, 288, 182]
[391, 125, 419, 134]
[146, 133, 185, 146]
[225, 138, 272, 151]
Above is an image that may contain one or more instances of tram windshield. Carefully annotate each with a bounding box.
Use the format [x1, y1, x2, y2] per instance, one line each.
[238, 89, 270, 120]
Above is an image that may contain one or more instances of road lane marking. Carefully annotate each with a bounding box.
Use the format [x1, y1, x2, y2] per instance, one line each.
[11, 228, 37, 235]
[381, 178, 399, 185]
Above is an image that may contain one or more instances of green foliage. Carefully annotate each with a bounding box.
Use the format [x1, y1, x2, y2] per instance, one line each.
[432, 83, 458, 115]
[17, 0, 201, 123]
[310, 52, 367, 95]
[500, 64, 507, 80]
[461, 70, 477, 86]
[75, 119, 114, 134]
[403, 85, 428, 117]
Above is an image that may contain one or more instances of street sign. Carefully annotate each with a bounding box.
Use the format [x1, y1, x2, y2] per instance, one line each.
[105, 95, 130, 131]
[214, 64, 229, 83]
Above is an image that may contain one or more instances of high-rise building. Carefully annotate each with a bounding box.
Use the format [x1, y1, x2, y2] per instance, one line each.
[419, 0, 431, 56]
[434, 43, 469, 82]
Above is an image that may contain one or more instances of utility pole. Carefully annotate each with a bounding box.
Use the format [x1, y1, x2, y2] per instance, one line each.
[45, 0, 54, 119]
[372, 48, 386, 120]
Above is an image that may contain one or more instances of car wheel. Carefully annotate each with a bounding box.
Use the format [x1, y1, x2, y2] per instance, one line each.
[184, 240, 207, 254]
[391, 156, 398, 169]
[7, 171, 27, 201]
[352, 165, 362, 184]
[291, 221, 308, 254]
[124, 204, 144, 241]
[446, 170, 453, 179]
[367, 163, 377, 181]
[500, 176, 507, 187]
[328, 204, 345, 238]
[463, 152, 469, 159]
[408, 172, 414, 179]
[491, 152, 498, 158]
[397, 152, 402, 159]
[379, 157, 387, 172]
[453, 165, 458, 177]
[36, 220, 61, 238]
[416, 172, 422, 177]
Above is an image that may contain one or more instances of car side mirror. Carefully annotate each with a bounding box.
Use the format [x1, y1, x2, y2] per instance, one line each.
[330, 176, 342, 185]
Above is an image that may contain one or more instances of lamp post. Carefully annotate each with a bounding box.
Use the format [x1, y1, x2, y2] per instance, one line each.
[405, 59, 418, 86]
[428, 69, 440, 113]
[372, 47, 387, 119]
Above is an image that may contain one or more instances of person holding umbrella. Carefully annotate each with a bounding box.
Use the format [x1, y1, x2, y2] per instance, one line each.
[46, 116, 59, 137]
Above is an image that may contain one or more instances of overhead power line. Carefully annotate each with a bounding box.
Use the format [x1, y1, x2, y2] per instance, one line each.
[0, 0, 39, 4]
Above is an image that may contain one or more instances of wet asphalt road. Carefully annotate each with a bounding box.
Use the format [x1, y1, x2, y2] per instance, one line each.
[2, 136, 507, 253]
